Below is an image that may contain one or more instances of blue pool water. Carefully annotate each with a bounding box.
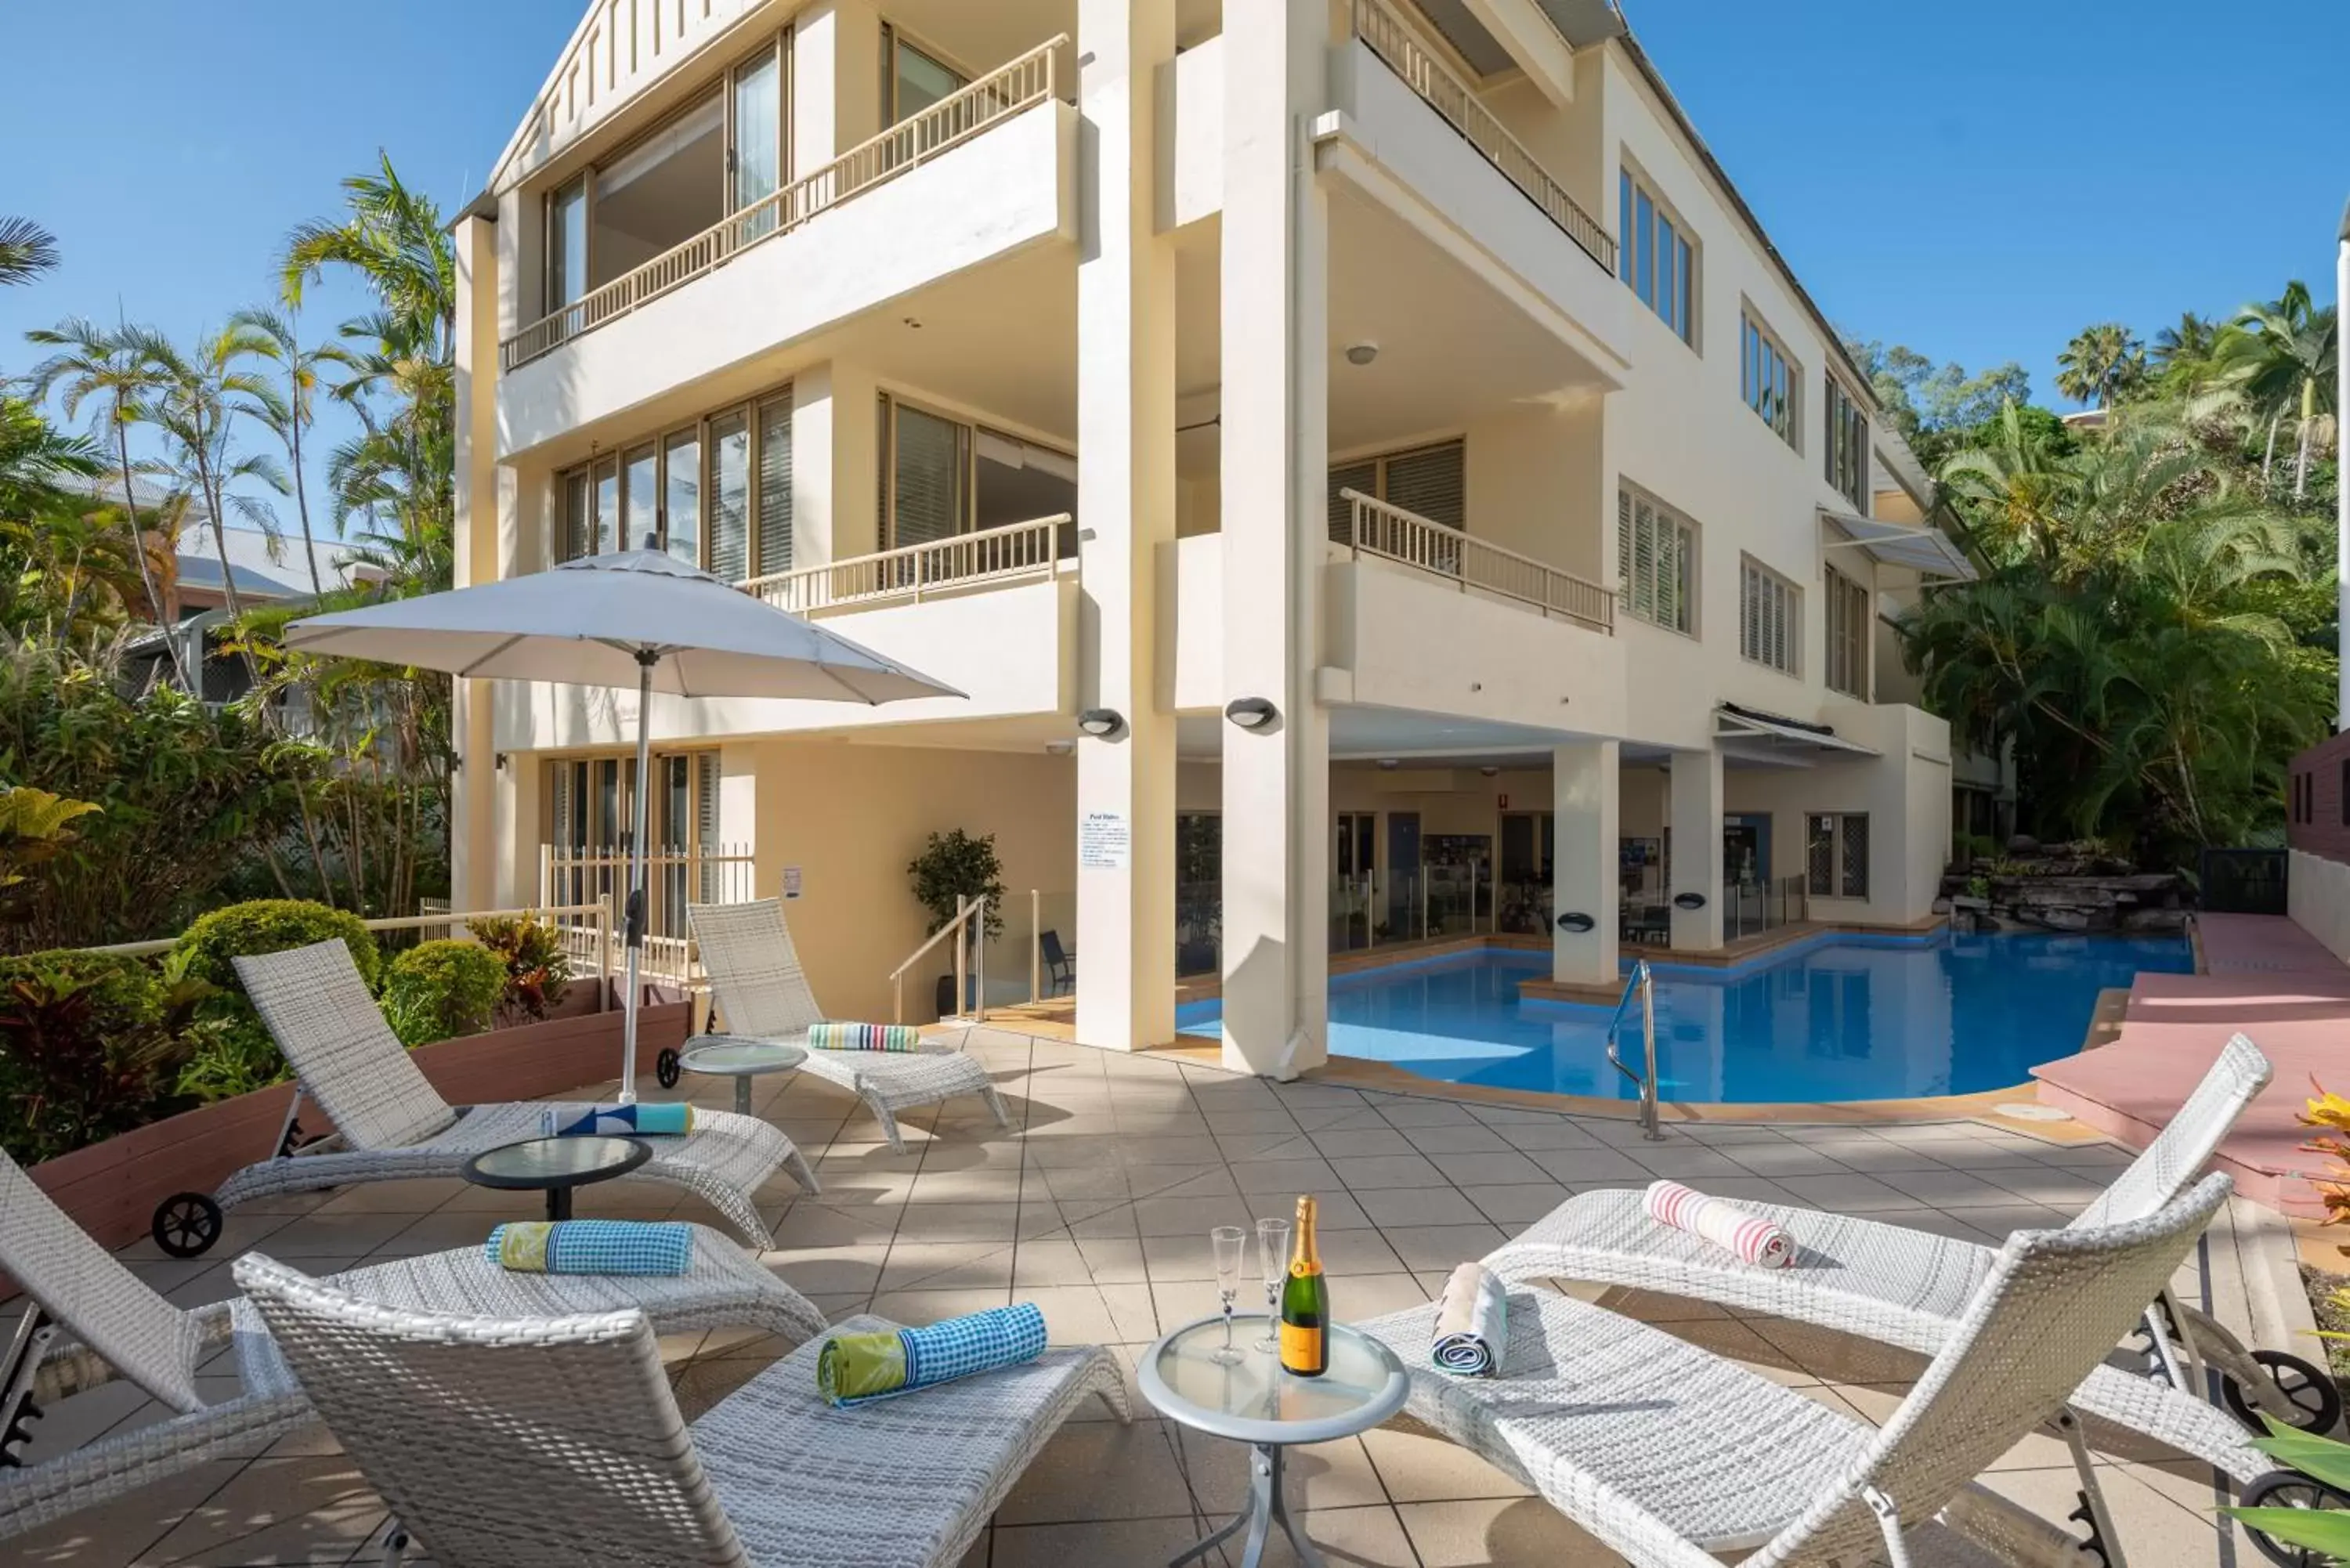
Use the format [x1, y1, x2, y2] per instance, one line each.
[1177, 931, 2194, 1104]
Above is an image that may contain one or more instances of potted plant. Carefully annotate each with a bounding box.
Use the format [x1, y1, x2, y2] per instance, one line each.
[907, 829, 1006, 1016]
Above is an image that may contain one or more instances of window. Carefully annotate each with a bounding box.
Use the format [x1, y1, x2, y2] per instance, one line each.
[1806, 813, 1870, 899]
[1824, 566, 1870, 698]
[1326, 439, 1466, 541]
[881, 23, 969, 160]
[1616, 482, 1697, 635]
[1740, 311, 1799, 448]
[555, 384, 791, 576]
[1739, 556, 1799, 674]
[877, 392, 1078, 551]
[547, 177, 588, 309]
[1618, 166, 1695, 345]
[1825, 376, 1869, 508]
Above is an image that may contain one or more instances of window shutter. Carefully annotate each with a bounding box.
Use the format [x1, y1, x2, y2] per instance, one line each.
[1382, 441, 1466, 530]
[890, 403, 964, 548]
[1807, 816, 1834, 896]
[1842, 815, 1870, 898]
[707, 410, 750, 582]
[755, 389, 793, 576]
[1329, 461, 1377, 544]
[562, 471, 590, 562]
[696, 754, 723, 901]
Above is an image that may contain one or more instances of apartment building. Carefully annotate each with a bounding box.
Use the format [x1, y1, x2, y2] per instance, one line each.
[447, 0, 1972, 1076]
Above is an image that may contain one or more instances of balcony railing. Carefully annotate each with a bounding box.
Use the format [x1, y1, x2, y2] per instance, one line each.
[1341, 489, 1614, 633]
[502, 35, 1068, 370]
[739, 514, 1074, 616]
[1351, 0, 1616, 276]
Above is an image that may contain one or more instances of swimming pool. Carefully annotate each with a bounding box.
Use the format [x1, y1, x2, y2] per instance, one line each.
[1176, 931, 2195, 1104]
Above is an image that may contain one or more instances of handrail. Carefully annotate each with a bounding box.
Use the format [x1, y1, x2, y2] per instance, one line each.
[1342, 490, 1614, 633]
[1604, 959, 1662, 1140]
[891, 894, 990, 1025]
[741, 514, 1073, 616]
[1350, 0, 1616, 275]
[503, 35, 1068, 369]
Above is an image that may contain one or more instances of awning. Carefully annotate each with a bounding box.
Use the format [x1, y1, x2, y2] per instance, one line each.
[1818, 508, 1978, 583]
[1714, 703, 1880, 757]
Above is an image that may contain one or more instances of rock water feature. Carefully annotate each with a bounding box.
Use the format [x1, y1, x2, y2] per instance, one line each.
[1938, 838, 2191, 934]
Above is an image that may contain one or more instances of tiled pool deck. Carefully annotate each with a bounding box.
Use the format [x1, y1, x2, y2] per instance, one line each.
[5, 1027, 2301, 1567]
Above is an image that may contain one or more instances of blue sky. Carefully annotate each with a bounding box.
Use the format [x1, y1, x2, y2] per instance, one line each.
[5, 0, 2345, 556]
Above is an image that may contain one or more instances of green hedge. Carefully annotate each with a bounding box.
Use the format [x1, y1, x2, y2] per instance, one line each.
[0, 948, 191, 1165]
[382, 940, 507, 1048]
[170, 899, 384, 1101]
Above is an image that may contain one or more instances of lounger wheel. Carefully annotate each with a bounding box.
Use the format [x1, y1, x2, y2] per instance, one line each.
[150, 1192, 223, 1259]
[2238, 1469, 2350, 1568]
[2222, 1350, 2343, 1436]
[656, 1048, 682, 1089]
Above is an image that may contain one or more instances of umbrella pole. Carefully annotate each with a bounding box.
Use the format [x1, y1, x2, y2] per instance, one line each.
[619, 649, 657, 1104]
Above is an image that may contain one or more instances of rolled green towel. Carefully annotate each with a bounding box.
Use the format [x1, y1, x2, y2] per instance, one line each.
[817, 1302, 1047, 1407]
[486, 1220, 693, 1276]
[808, 1021, 923, 1053]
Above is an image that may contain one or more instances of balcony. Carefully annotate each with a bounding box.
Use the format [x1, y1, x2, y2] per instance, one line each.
[1349, 0, 1614, 276]
[1338, 490, 1613, 633]
[501, 37, 1067, 371]
[739, 514, 1074, 616]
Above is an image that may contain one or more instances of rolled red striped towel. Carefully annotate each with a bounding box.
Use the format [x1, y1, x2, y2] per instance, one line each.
[1643, 1180, 1795, 1269]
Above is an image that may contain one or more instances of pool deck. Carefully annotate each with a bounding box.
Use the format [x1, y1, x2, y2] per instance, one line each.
[2033, 913, 2350, 1218]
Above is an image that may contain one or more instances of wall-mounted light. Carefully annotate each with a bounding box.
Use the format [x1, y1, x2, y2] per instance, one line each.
[1672, 891, 1708, 911]
[1479, 765, 1500, 778]
[1376, 758, 1400, 771]
[1224, 696, 1278, 730]
[1556, 912, 1596, 934]
[1345, 342, 1379, 367]
[494, 752, 509, 771]
[1044, 739, 1074, 756]
[1076, 708, 1125, 739]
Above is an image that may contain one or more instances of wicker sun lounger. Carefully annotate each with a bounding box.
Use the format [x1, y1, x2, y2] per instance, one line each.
[154, 938, 819, 1257]
[688, 898, 1010, 1154]
[1361, 1173, 2236, 1568]
[234, 1252, 1128, 1567]
[0, 1147, 826, 1543]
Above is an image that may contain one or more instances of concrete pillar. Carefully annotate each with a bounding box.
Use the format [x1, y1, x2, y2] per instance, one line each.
[792, 0, 882, 175]
[1219, 0, 1332, 1079]
[790, 361, 876, 566]
[1668, 749, 1723, 950]
[1072, 0, 1177, 1053]
[1552, 740, 1619, 986]
[450, 212, 501, 912]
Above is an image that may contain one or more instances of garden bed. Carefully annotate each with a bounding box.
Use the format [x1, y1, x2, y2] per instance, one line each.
[12, 996, 689, 1261]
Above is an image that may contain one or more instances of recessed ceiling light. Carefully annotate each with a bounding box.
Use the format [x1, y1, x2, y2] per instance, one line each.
[1345, 342, 1379, 367]
[1376, 758, 1400, 770]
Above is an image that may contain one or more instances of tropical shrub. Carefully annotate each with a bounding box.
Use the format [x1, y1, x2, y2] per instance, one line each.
[0, 948, 202, 1164]
[466, 911, 573, 1024]
[381, 939, 505, 1047]
[170, 898, 381, 1091]
[906, 829, 1007, 942]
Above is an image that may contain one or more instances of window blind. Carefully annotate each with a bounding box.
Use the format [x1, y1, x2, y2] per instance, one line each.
[755, 389, 793, 576]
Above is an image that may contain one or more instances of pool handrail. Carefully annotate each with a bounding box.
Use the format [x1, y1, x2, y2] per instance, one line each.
[1605, 959, 1663, 1140]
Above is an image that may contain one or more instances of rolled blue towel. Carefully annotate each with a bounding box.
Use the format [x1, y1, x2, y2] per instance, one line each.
[486, 1220, 695, 1276]
[818, 1302, 1047, 1407]
[540, 1102, 694, 1137]
[1430, 1262, 1507, 1377]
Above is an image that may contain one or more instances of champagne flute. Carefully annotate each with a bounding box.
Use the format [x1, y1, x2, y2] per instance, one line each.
[1209, 1226, 1248, 1365]
[1255, 1216, 1291, 1353]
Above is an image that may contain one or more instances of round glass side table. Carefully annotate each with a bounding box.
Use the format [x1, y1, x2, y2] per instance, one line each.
[460, 1135, 650, 1222]
[676, 1038, 807, 1115]
[1137, 1313, 1408, 1568]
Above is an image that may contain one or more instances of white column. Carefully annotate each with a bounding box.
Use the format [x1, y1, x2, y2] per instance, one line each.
[789, 361, 876, 567]
[1668, 749, 1724, 951]
[791, 0, 880, 175]
[1073, 0, 1177, 1053]
[450, 212, 501, 912]
[1219, 0, 1331, 1078]
[1552, 740, 1619, 986]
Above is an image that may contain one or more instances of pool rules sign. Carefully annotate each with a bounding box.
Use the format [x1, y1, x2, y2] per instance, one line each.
[1080, 811, 1130, 870]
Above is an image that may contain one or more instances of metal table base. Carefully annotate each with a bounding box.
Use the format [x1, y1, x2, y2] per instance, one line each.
[1169, 1443, 1323, 1568]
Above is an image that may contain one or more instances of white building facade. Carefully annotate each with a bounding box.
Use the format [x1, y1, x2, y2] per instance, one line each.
[450, 0, 1965, 1076]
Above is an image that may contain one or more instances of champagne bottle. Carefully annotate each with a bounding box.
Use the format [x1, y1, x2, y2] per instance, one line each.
[1279, 1194, 1329, 1377]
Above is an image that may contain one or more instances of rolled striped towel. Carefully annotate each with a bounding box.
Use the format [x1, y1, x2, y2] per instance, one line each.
[486, 1220, 694, 1276]
[1643, 1180, 1795, 1269]
[809, 1021, 924, 1053]
[1430, 1261, 1507, 1377]
[818, 1302, 1047, 1407]
[540, 1102, 694, 1138]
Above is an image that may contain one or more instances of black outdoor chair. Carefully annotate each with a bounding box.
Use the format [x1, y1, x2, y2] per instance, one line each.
[1039, 929, 1076, 995]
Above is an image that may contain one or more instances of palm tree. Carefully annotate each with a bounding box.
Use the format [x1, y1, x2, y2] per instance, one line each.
[2216, 283, 2339, 500]
[133, 323, 288, 633]
[2150, 312, 2221, 393]
[0, 218, 60, 287]
[21, 317, 188, 685]
[231, 305, 328, 596]
[1936, 401, 2084, 572]
[2055, 323, 2147, 410]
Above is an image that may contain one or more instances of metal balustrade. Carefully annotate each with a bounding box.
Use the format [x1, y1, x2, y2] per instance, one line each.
[1351, 0, 1616, 276]
[1340, 489, 1614, 633]
[502, 36, 1067, 369]
[738, 514, 1072, 616]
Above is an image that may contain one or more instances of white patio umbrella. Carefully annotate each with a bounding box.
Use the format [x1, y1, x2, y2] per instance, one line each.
[284, 546, 965, 1100]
